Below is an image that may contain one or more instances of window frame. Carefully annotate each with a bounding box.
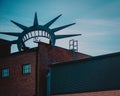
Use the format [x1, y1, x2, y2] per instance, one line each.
[1, 68, 9, 78]
[22, 64, 31, 75]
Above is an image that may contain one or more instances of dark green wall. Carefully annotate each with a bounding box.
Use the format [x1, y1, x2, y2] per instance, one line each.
[50, 53, 120, 94]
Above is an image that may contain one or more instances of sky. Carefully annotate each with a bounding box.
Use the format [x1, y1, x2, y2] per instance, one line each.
[0, 0, 120, 56]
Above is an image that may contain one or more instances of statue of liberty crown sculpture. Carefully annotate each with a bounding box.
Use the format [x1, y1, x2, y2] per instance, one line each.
[0, 12, 81, 51]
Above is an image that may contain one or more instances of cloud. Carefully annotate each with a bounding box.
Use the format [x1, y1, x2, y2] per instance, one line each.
[76, 18, 120, 27]
[75, 18, 120, 37]
[56, 18, 120, 56]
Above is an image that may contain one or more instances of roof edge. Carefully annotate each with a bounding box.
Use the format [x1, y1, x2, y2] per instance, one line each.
[50, 51, 120, 67]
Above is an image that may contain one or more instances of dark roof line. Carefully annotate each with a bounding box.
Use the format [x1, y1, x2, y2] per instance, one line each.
[50, 51, 120, 67]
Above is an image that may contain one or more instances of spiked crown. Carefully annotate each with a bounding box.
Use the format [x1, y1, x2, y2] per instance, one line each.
[0, 13, 81, 51]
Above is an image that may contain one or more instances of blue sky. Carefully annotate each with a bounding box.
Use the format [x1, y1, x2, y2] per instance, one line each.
[0, 0, 120, 56]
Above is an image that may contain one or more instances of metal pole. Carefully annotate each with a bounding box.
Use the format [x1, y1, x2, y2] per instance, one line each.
[36, 42, 40, 96]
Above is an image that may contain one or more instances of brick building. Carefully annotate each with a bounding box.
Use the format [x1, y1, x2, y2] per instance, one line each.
[0, 39, 120, 96]
[0, 13, 120, 96]
[0, 40, 90, 96]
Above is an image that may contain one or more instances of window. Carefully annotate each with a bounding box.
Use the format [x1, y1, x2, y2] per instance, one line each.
[2, 68, 9, 78]
[22, 64, 31, 74]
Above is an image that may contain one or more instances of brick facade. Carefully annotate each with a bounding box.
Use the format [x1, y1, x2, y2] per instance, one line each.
[0, 51, 36, 96]
[36, 43, 90, 96]
[0, 42, 90, 96]
[37, 43, 90, 64]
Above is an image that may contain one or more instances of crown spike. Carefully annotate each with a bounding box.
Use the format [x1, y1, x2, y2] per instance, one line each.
[0, 32, 21, 37]
[11, 20, 27, 30]
[33, 12, 39, 27]
[51, 23, 76, 33]
[44, 14, 62, 27]
[55, 34, 81, 39]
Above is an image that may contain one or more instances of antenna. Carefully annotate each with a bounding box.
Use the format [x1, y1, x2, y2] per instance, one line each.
[69, 39, 78, 60]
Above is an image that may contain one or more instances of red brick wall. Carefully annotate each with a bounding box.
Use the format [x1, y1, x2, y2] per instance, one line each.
[0, 39, 11, 57]
[38, 42, 90, 65]
[0, 51, 36, 96]
[52, 90, 120, 96]
[36, 42, 90, 96]
[0, 42, 90, 96]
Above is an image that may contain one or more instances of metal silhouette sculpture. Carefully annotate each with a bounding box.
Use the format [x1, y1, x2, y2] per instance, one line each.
[0, 12, 81, 51]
